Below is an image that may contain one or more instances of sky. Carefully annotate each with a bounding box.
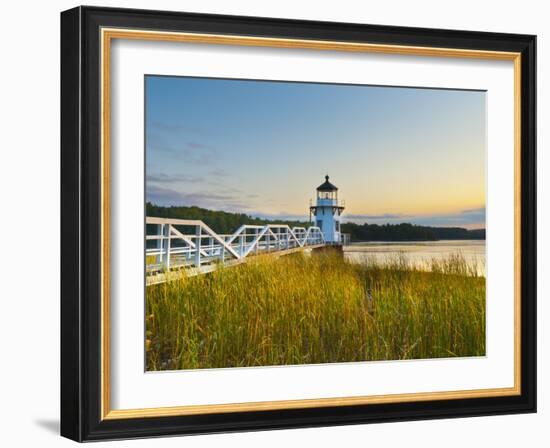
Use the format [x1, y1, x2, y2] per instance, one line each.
[145, 76, 486, 229]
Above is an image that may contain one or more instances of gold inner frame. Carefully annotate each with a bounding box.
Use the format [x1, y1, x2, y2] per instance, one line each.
[100, 28, 522, 420]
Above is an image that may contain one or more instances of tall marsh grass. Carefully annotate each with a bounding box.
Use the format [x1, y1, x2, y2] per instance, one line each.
[146, 251, 485, 370]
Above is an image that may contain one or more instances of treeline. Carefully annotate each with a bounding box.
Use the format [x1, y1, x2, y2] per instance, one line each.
[340, 222, 436, 241]
[146, 203, 308, 235]
[146, 203, 485, 241]
[432, 227, 485, 240]
[340, 222, 485, 242]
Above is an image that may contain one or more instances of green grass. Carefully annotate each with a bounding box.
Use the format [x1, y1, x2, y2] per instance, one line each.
[146, 251, 485, 370]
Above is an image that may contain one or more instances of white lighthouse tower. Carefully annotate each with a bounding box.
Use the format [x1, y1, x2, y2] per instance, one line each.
[309, 175, 345, 244]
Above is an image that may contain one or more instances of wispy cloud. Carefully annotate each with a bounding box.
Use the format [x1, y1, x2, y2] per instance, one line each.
[341, 207, 486, 228]
[209, 168, 230, 177]
[150, 120, 205, 136]
[344, 213, 411, 220]
[187, 142, 214, 150]
[147, 133, 218, 166]
[146, 185, 252, 211]
[250, 211, 310, 222]
[460, 207, 486, 215]
[146, 173, 204, 184]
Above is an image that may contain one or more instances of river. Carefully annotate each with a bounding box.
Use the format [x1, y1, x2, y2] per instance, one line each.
[343, 240, 485, 276]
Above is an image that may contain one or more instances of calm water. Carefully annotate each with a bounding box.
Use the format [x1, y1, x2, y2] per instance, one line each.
[344, 240, 485, 276]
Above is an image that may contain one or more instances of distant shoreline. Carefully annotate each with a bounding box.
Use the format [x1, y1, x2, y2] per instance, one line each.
[348, 238, 486, 244]
[145, 202, 486, 242]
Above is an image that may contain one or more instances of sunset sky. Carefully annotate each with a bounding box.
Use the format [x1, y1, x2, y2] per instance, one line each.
[145, 76, 486, 229]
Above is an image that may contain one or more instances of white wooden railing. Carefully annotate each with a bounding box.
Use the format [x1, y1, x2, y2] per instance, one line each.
[146, 217, 326, 274]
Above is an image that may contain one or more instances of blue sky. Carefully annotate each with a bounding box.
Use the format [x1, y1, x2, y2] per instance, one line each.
[146, 76, 486, 228]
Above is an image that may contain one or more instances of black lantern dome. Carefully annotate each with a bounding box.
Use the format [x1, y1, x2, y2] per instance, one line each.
[316, 175, 338, 192]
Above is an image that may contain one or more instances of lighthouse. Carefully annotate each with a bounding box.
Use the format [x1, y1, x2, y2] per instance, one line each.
[309, 175, 345, 244]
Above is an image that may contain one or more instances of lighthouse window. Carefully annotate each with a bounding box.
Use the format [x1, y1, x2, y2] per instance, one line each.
[318, 191, 336, 200]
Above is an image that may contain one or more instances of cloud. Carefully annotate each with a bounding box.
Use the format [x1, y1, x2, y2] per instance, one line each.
[146, 185, 252, 211]
[150, 120, 204, 135]
[146, 173, 204, 184]
[187, 142, 214, 150]
[209, 168, 230, 177]
[250, 211, 310, 222]
[341, 207, 486, 228]
[146, 132, 172, 152]
[459, 207, 486, 216]
[344, 213, 411, 220]
[146, 185, 187, 205]
[147, 133, 218, 166]
[409, 208, 486, 228]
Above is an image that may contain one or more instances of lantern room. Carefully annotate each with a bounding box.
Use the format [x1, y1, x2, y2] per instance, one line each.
[309, 175, 345, 243]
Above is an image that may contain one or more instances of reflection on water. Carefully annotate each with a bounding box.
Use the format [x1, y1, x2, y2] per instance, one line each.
[344, 240, 485, 276]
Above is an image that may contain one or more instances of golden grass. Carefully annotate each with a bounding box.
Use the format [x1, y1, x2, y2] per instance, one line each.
[146, 251, 485, 370]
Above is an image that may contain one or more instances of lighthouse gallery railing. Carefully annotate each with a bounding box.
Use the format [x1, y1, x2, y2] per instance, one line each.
[146, 217, 326, 274]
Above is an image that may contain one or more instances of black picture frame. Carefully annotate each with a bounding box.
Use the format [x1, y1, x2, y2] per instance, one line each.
[61, 5, 536, 442]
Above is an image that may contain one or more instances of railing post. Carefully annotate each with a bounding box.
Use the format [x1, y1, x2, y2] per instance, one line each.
[255, 228, 259, 255]
[239, 232, 245, 257]
[158, 224, 164, 265]
[195, 225, 201, 268]
[286, 228, 290, 249]
[266, 229, 270, 252]
[165, 224, 171, 269]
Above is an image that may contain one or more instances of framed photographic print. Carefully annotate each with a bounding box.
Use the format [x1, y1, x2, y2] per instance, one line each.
[60, 6, 536, 442]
